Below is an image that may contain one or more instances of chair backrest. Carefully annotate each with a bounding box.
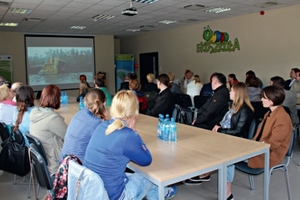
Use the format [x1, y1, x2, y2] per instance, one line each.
[247, 120, 256, 140]
[29, 144, 53, 190]
[144, 90, 158, 110]
[0, 122, 10, 141]
[13, 129, 25, 146]
[194, 95, 210, 109]
[67, 160, 109, 200]
[26, 133, 48, 165]
[175, 93, 193, 108]
[286, 130, 295, 158]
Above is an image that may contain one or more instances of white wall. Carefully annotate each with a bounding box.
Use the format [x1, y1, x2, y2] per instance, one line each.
[120, 4, 300, 85]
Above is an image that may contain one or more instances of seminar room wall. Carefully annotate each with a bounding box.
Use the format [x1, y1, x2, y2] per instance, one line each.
[120, 4, 300, 85]
[0, 32, 115, 95]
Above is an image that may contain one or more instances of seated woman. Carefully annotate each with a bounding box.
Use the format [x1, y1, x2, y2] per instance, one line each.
[78, 74, 91, 101]
[168, 72, 182, 94]
[94, 75, 112, 107]
[84, 90, 177, 200]
[30, 84, 67, 174]
[245, 75, 261, 102]
[0, 84, 16, 125]
[143, 73, 158, 92]
[13, 85, 35, 146]
[186, 75, 203, 106]
[119, 73, 137, 91]
[129, 79, 148, 114]
[59, 88, 108, 163]
[184, 82, 254, 200]
[228, 73, 238, 89]
[146, 73, 175, 117]
[248, 86, 293, 168]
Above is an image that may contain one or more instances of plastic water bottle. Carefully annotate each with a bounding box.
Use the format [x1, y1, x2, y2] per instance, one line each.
[170, 118, 177, 142]
[157, 114, 164, 139]
[163, 119, 170, 141]
[64, 92, 68, 105]
[159, 116, 165, 140]
[79, 96, 85, 110]
[165, 114, 170, 122]
[60, 92, 65, 105]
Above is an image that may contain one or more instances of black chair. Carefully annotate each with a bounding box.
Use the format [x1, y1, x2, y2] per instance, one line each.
[28, 143, 53, 199]
[173, 94, 194, 124]
[26, 133, 49, 198]
[193, 95, 210, 110]
[235, 130, 295, 200]
[247, 120, 256, 140]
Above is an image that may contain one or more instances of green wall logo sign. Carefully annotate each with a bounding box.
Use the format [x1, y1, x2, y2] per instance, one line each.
[196, 25, 240, 54]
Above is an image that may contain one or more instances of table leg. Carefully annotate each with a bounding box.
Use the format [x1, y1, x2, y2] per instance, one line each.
[218, 165, 226, 200]
[158, 184, 164, 200]
[264, 149, 270, 200]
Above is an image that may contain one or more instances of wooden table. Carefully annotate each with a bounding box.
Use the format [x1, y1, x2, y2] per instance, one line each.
[54, 98, 270, 200]
[131, 115, 270, 200]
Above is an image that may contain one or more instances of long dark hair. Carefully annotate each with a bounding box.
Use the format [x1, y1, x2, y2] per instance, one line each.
[13, 86, 35, 132]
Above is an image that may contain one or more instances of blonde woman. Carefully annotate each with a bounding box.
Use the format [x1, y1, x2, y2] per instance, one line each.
[186, 75, 203, 106]
[59, 88, 108, 163]
[185, 83, 254, 200]
[84, 90, 177, 200]
[0, 84, 16, 125]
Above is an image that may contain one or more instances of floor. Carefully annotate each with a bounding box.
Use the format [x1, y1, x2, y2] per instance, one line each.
[1, 141, 300, 200]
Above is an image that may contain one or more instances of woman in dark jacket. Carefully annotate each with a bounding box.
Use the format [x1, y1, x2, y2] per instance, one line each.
[146, 74, 175, 117]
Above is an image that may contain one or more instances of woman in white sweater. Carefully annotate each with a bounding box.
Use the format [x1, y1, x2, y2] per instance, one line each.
[186, 75, 203, 106]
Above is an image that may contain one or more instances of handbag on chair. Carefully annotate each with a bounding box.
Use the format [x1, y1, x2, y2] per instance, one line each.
[0, 128, 30, 176]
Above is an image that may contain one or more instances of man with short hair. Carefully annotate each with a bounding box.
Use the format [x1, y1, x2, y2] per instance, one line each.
[271, 76, 299, 125]
[192, 73, 230, 130]
[11, 82, 23, 102]
[284, 68, 299, 90]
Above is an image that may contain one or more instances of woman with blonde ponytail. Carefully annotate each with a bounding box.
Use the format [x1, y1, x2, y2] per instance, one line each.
[84, 90, 177, 200]
[59, 88, 108, 163]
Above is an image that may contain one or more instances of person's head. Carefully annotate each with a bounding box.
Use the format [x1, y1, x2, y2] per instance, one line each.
[230, 82, 254, 113]
[146, 73, 155, 83]
[246, 70, 256, 78]
[11, 82, 23, 95]
[228, 73, 237, 84]
[94, 77, 105, 88]
[167, 72, 175, 82]
[39, 84, 61, 109]
[261, 86, 285, 108]
[79, 74, 87, 82]
[84, 88, 106, 119]
[128, 73, 137, 80]
[270, 76, 285, 88]
[211, 73, 226, 90]
[245, 76, 259, 88]
[157, 73, 170, 90]
[290, 68, 299, 79]
[14, 86, 35, 131]
[0, 76, 5, 83]
[129, 79, 141, 91]
[106, 90, 139, 135]
[296, 71, 300, 81]
[193, 75, 201, 84]
[184, 70, 193, 80]
[0, 84, 13, 102]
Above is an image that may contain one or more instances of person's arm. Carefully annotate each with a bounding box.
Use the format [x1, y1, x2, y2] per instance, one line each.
[194, 93, 227, 125]
[48, 114, 67, 140]
[218, 108, 253, 137]
[123, 131, 152, 166]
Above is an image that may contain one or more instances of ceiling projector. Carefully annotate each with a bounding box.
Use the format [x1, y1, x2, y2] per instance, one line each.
[122, 7, 138, 16]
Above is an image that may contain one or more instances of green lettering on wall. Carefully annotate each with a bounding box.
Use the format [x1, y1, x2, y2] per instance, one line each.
[196, 38, 240, 54]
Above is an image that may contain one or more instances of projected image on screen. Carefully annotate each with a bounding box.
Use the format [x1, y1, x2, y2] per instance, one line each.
[25, 36, 95, 91]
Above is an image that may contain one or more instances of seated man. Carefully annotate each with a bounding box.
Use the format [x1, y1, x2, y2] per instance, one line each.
[192, 73, 230, 130]
[284, 68, 299, 90]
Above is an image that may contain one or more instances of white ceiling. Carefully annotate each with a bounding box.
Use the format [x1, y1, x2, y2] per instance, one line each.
[0, 0, 299, 38]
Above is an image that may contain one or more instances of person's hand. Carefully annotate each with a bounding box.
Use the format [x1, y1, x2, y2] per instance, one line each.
[212, 125, 220, 132]
[192, 119, 197, 125]
[128, 117, 136, 130]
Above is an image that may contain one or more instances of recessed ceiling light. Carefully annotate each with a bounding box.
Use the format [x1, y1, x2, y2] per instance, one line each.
[70, 26, 86, 30]
[0, 22, 19, 27]
[182, 4, 206, 11]
[92, 14, 115, 21]
[125, 29, 140, 32]
[158, 20, 177, 25]
[9, 7, 32, 14]
[205, 7, 231, 14]
[133, 0, 159, 4]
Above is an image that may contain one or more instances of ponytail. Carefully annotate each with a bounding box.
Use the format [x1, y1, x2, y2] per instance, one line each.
[90, 99, 106, 119]
[106, 119, 125, 135]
